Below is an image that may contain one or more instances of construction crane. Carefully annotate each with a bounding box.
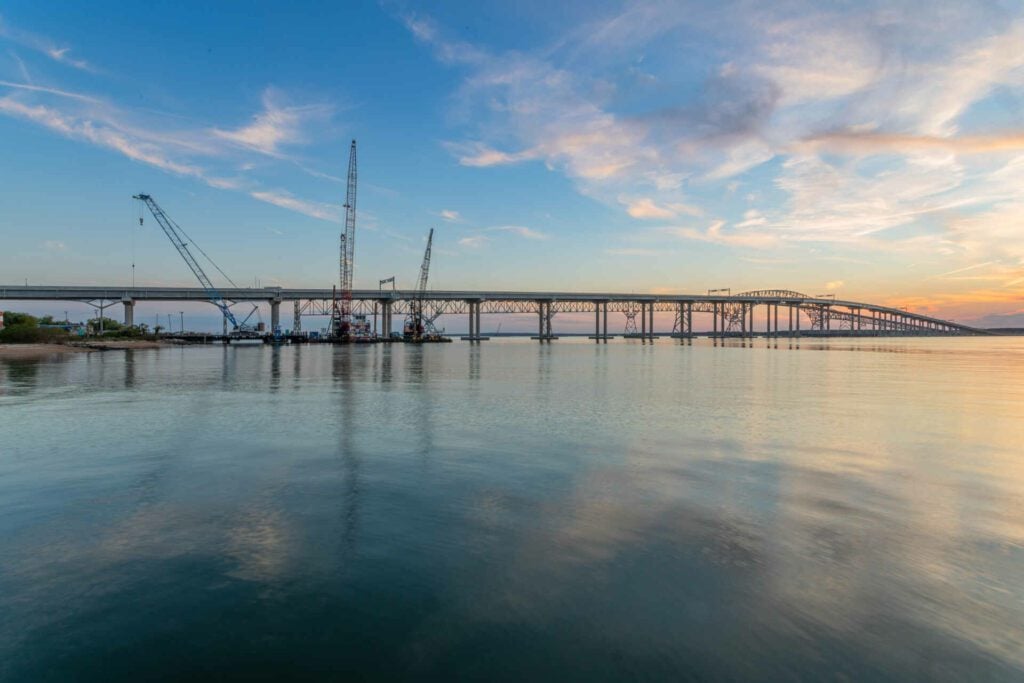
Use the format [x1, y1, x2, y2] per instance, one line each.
[332, 139, 358, 338]
[133, 193, 257, 334]
[404, 228, 434, 340]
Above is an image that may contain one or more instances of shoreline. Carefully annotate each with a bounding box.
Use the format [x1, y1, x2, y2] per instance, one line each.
[0, 340, 176, 360]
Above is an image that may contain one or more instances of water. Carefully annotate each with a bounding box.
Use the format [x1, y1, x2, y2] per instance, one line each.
[1, 338, 1022, 681]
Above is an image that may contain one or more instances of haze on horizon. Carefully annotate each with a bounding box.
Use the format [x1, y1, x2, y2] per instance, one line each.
[2, 0, 1023, 328]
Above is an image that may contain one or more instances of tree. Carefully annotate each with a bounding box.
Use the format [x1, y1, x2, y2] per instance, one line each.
[88, 317, 124, 332]
[2, 311, 37, 327]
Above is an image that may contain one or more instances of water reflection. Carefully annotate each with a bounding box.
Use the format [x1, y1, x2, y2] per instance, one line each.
[0, 339, 1022, 680]
[332, 347, 361, 564]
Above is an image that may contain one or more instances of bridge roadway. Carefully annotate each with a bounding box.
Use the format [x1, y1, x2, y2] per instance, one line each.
[0, 285, 983, 337]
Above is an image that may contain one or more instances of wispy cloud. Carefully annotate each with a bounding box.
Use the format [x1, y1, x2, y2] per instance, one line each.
[457, 224, 548, 248]
[8, 50, 32, 83]
[404, 3, 1024, 265]
[0, 79, 102, 103]
[621, 196, 702, 220]
[0, 77, 342, 222]
[0, 96, 206, 177]
[605, 247, 660, 256]
[800, 131, 1024, 156]
[458, 235, 489, 248]
[42, 239, 65, 251]
[250, 190, 340, 222]
[212, 88, 332, 157]
[440, 209, 461, 222]
[664, 220, 778, 249]
[934, 261, 998, 278]
[487, 225, 548, 240]
[0, 15, 96, 72]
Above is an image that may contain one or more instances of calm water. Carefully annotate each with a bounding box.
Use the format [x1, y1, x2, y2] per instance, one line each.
[1, 338, 1022, 681]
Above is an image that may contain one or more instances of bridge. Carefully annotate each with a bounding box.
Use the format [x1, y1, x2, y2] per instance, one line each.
[0, 285, 984, 338]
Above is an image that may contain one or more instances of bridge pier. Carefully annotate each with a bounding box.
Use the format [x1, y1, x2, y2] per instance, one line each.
[461, 300, 488, 341]
[380, 300, 391, 337]
[532, 300, 556, 341]
[270, 298, 281, 334]
[589, 301, 614, 341]
[122, 298, 134, 328]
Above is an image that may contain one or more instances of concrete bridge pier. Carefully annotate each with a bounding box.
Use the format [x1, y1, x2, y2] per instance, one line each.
[590, 302, 613, 341]
[380, 300, 391, 337]
[533, 300, 556, 341]
[122, 298, 134, 327]
[462, 300, 488, 341]
[270, 298, 282, 333]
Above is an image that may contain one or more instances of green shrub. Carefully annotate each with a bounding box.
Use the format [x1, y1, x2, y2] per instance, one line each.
[88, 317, 124, 332]
[0, 324, 69, 344]
[2, 311, 38, 327]
[100, 327, 146, 339]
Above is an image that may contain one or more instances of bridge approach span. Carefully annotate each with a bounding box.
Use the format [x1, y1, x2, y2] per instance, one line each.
[0, 285, 983, 336]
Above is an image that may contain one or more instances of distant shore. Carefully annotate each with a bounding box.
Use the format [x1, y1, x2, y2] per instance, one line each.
[0, 340, 175, 359]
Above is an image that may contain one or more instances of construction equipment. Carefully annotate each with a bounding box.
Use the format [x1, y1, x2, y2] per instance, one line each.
[331, 140, 358, 339]
[133, 193, 257, 334]
[404, 228, 435, 341]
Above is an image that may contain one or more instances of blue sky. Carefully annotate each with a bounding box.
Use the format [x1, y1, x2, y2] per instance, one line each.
[3, 0, 1024, 326]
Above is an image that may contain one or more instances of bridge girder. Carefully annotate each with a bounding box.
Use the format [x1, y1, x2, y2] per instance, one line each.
[0, 285, 982, 335]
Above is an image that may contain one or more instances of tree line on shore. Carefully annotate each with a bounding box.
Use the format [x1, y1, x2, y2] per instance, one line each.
[0, 312, 160, 344]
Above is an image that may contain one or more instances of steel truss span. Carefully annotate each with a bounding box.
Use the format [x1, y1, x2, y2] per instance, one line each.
[0, 286, 983, 335]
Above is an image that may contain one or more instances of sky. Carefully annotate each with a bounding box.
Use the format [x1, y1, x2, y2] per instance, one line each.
[2, 0, 1024, 328]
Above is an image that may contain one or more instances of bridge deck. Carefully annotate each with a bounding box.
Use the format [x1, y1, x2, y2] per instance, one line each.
[0, 285, 982, 334]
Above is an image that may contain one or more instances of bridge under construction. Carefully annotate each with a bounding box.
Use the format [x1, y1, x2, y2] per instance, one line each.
[0, 285, 985, 339]
[1, 141, 988, 341]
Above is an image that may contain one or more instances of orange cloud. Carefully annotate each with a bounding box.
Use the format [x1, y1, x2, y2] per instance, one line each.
[800, 131, 1024, 155]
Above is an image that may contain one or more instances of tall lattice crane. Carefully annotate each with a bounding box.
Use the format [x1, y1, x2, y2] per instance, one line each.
[404, 228, 434, 340]
[134, 193, 256, 334]
[332, 139, 358, 338]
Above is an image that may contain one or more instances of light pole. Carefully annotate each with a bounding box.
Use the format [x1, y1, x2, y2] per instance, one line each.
[180, 311, 184, 333]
